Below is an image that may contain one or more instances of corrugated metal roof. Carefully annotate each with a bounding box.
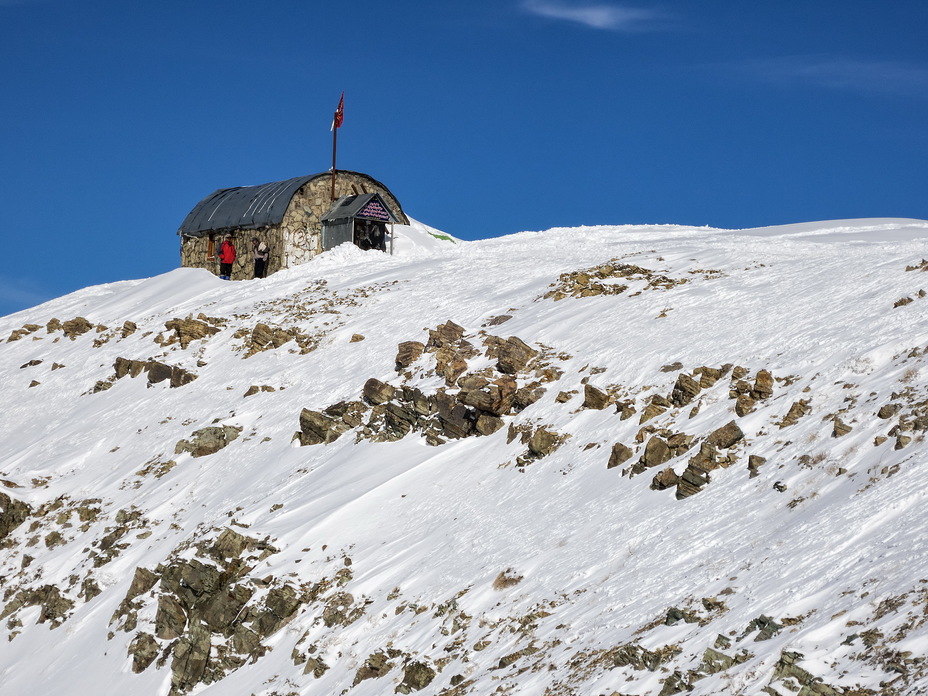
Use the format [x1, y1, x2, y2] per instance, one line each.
[321, 193, 400, 224]
[178, 174, 323, 236]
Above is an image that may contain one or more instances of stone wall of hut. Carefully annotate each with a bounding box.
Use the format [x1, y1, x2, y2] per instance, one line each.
[179, 171, 407, 281]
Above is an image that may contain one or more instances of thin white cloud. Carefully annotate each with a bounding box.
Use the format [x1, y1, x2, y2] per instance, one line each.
[750, 55, 928, 97]
[521, 0, 669, 32]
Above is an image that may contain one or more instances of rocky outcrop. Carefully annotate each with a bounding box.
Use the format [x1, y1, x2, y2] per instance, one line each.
[113, 357, 197, 388]
[0, 492, 31, 541]
[174, 425, 242, 458]
[163, 317, 221, 349]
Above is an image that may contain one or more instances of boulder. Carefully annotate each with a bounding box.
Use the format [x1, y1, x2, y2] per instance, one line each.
[607, 442, 633, 469]
[62, 317, 93, 340]
[297, 409, 346, 445]
[650, 467, 680, 491]
[637, 436, 671, 471]
[0, 492, 31, 540]
[752, 369, 774, 399]
[494, 336, 538, 375]
[395, 341, 425, 371]
[459, 376, 517, 416]
[174, 425, 242, 458]
[164, 318, 220, 349]
[583, 384, 612, 410]
[706, 421, 744, 449]
[670, 373, 700, 407]
[362, 378, 396, 405]
[778, 400, 811, 428]
[427, 321, 465, 349]
[528, 427, 562, 457]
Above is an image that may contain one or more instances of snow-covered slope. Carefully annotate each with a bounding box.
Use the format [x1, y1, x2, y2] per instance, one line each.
[2, 217, 928, 696]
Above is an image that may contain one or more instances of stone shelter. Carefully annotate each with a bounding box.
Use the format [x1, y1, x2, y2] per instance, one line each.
[177, 170, 408, 280]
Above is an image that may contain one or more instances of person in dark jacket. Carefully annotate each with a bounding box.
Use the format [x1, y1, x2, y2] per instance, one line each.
[218, 234, 236, 280]
[251, 237, 269, 279]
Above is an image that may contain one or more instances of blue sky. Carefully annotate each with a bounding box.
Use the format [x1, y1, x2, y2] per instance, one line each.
[2, 0, 927, 316]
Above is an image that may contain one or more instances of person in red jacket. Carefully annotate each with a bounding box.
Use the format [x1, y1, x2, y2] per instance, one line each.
[218, 234, 236, 280]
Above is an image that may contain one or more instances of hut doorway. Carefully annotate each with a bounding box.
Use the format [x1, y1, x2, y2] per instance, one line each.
[321, 193, 400, 254]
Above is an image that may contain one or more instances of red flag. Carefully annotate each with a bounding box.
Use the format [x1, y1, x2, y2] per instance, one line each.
[332, 92, 344, 131]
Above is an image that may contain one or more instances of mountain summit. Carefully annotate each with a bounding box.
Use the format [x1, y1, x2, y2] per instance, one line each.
[2, 217, 928, 696]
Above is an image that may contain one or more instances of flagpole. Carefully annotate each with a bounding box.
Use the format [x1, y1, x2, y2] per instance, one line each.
[330, 92, 344, 201]
[331, 124, 337, 201]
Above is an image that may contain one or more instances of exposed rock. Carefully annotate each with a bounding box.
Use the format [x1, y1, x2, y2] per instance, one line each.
[636, 436, 672, 473]
[251, 322, 291, 350]
[174, 425, 242, 458]
[670, 373, 700, 407]
[0, 492, 31, 540]
[127, 567, 159, 600]
[527, 427, 563, 458]
[607, 442, 633, 469]
[427, 321, 465, 349]
[353, 651, 394, 686]
[121, 321, 138, 338]
[399, 661, 436, 692]
[62, 317, 94, 340]
[877, 403, 900, 419]
[694, 366, 724, 388]
[164, 318, 220, 349]
[349, 333, 365, 342]
[433, 392, 476, 439]
[752, 369, 774, 399]
[459, 376, 517, 416]
[582, 383, 612, 410]
[490, 336, 538, 375]
[128, 632, 160, 673]
[832, 417, 853, 438]
[395, 341, 425, 370]
[778, 400, 811, 428]
[243, 385, 276, 397]
[747, 455, 767, 478]
[706, 421, 744, 449]
[113, 357, 198, 388]
[156, 594, 188, 639]
[297, 408, 349, 445]
[363, 378, 396, 405]
[651, 467, 681, 491]
[475, 412, 505, 436]
[171, 620, 211, 694]
[735, 394, 756, 417]
[741, 615, 782, 641]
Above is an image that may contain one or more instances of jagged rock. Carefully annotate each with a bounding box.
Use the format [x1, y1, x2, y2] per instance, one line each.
[735, 394, 756, 417]
[607, 442, 633, 469]
[363, 378, 396, 405]
[127, 567, 159, 600]
[582, 383, 612, 410]
[616, 400, 636, 420]
[243, 384, 275, 397]
[676, 467, 711, 498]
[156, 594, 188, 639]
[7, 324, 42, 342]
[877, 403, 900, 419]
[475, 413, 505, 436]
[639, 400, 668, 424]
[0, 585, 74, 627]
[651, 467, 680, 491]
[491, 336, 538, 375]
[778, 399, 811, 428]
[527, 427, 562, 457]
[670, 373, 700, 407]
[832, 417, 853, 438]
[128, 632, 160, 673]
[459, 376, 517, 416]
[171, 620, 211, 694]
[322, 592, 359, 628]
[353, 651, 393, 686]
[349, 333, 365, 342]
[395, 341, 425, 370]
[752, 369, 774, 399]
[251, 322, 291, 350]
[121, 321, 137, 338]
[427, 321, 465, 349]
[0, 492, 31, 539]
[747, 455, 767, 478]
[164, 318, 220, 349]
[46, 318, 62, 333]
[741, 615, 782, 641]
[637, 436, 672, 472]
[174, 425, 242, 458]
[695, 366, 724, 388]
[433, 391, 475, 439]
[706, 421, 744, 449]
[303, 656, 329, 678]
[666, 432, 693, 455]
[62, 317, 93, 340]
[513, 385, 545, 411]
[399, 661, 436, 692]
[297, 408, 347, 445]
